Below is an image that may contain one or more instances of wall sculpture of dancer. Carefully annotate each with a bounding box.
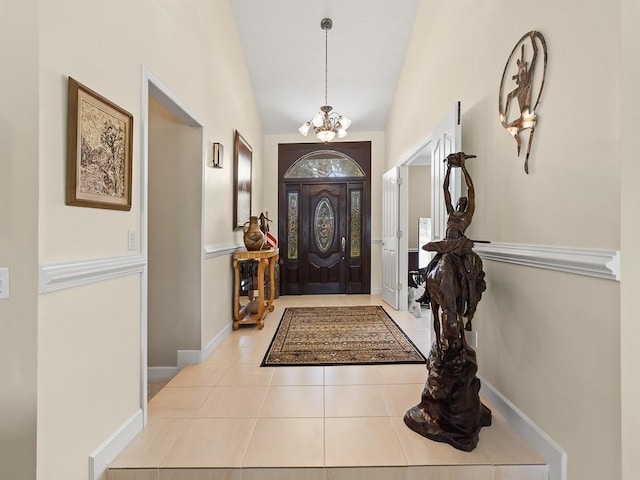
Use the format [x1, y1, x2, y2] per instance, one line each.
[405, 152, 492, 452]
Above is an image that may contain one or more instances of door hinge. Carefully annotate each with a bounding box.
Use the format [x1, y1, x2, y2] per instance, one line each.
[396, 282, 403, 291]
[397, 177, 403, 185]
[396, 230, 403, 239]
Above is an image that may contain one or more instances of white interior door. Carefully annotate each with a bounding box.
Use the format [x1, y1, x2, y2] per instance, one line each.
[431, 102, 461, 241]
[393, 101, 461, 311]
[418, 217, 432, 268]
[382, 166, 400, 309]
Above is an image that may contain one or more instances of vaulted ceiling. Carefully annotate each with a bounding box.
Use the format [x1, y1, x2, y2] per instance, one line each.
[229, 0, 420, 136]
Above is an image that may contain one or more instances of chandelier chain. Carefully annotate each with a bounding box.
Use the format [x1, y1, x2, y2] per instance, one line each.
[324, 25, 328, 107]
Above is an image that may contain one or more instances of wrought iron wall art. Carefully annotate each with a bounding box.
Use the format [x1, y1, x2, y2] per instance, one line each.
[498, 31, 547, 174]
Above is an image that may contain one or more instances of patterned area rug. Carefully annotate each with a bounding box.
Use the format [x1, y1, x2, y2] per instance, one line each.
[261, 305, 426, 367]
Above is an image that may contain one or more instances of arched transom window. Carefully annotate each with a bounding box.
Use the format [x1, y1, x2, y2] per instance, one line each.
[284, 150, 365, 178]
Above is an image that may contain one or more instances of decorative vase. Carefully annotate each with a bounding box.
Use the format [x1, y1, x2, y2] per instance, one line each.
[243, 216, 265, 251]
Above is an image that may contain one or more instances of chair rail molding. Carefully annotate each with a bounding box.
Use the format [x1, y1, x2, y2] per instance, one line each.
[39, 254, 146, 293]
[204, 241, 244, 259]
[473, 242, 620, 281]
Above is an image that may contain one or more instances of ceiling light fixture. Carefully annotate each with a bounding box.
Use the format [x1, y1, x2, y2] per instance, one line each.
[299, 18, 351, 143]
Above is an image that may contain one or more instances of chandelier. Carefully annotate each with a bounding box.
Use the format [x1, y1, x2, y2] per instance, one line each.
[299, 18, 351, 143]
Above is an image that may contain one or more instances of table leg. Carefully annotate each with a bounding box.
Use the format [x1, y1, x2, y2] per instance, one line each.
[232, 258, 241, 329]
[266, 254, 278, 312]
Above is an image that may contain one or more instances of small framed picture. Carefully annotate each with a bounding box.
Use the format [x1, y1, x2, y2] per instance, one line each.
[211, 142, 223, 168]
[66, 77, 133, 210]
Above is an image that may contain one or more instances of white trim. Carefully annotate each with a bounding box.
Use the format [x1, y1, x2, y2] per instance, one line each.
[140, 64, 150, 424]
[89, 409, 144, 480]
[204, 242, 244, 259]
[371, 287, 383, 295]
[147, 366, 179, 380]
[201, 323, 233, 360]
[39, 255, 146, 293]
[474, 242, 620, 281]
[480, 377, 566, 480]
[177, 349, 202, 369]
[371, 239, 382, 245]
[142, 65, 207, 424]
[148, 325, 231, 378]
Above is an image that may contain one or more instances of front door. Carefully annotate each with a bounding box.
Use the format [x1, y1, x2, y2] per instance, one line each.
[300, 183, 346, 294]
[278, 141, 371, 296]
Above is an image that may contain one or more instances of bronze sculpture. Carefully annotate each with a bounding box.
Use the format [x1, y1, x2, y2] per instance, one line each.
[405, 152, 491, 452]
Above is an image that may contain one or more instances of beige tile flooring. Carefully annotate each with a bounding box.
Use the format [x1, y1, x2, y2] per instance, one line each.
[108, 295, 547, 480]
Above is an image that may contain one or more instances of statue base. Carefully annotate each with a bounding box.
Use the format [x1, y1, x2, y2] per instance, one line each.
[404, 344, 491, 452]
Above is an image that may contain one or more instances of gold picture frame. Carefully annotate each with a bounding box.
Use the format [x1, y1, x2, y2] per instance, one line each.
[233, 131, 252, 230]
[66, 77, 133, 210]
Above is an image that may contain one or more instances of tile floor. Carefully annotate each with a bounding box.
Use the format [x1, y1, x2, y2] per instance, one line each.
[108, 295, 547, 480]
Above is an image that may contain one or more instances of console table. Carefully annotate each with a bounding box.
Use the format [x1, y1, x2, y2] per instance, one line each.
[232, 248, 279, 329]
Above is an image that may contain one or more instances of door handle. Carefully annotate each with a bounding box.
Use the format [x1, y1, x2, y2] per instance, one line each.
[341, 236, 346, 252]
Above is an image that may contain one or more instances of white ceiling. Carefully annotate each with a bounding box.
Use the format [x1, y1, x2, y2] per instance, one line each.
[229, 0, 420, 136]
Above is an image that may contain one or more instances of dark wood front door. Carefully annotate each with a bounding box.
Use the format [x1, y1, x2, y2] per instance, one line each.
[278, 141, 371, 296]
[300, 183, 346, 294]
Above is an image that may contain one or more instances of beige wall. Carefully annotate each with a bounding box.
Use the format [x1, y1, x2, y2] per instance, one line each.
[408, 165, 431, 250]
[262, 132, 386, 292]
[0, 1, 39, 479]
[33, 1, 263, 479]
[620, 1, 640, 480]
[37, 278, 141, 479]
[387, 1, 621, 479]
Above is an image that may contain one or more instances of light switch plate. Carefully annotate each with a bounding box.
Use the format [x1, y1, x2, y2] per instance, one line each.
[128, 230, 135, 251]
[0, 268, 10, 299]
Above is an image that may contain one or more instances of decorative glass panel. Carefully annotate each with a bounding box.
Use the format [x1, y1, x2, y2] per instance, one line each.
[285, 150, 365, 178]
[350, 191, 361, 258]
[287, 192, 298, 259]
[314, 197, 335, 253]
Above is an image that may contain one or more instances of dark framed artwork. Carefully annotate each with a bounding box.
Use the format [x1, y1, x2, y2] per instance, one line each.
[212, 142, 223, 168]
[233, 131, 252, 230]
[66, 77, 133, 210]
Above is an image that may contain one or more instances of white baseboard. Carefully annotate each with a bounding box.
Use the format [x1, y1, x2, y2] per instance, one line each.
[151, 324, 232, 377]
[89, 409, 143, 480]
[370, 287, 383, 295]
[177, 349, 202, 369]
[480, 377, 567, 480]
[147, 366, 178, 380]
[202, 323, 233, 360]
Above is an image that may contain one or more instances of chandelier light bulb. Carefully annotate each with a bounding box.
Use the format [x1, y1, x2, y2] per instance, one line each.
[316, 129, 336, 143]
[299, 122, 311, 136]
[312, 113, 324, 128]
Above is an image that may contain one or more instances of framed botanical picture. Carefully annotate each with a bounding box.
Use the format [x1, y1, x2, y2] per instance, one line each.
[233, 131, 252, 230]
[66, 77, 133, 210]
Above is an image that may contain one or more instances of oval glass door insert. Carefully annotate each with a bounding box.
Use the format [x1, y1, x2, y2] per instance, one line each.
[314, 197, 335, 253]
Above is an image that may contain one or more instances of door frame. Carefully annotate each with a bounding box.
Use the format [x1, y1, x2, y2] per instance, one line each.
[140, 66, 206, 423]
[392, 102, 461, 310]
[277, 141, 372, 295]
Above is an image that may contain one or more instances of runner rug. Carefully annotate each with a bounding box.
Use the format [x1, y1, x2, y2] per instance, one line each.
[261, 305, 426, 367]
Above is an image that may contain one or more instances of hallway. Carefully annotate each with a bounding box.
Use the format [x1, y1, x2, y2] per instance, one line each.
[108, 295, 546, 480]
